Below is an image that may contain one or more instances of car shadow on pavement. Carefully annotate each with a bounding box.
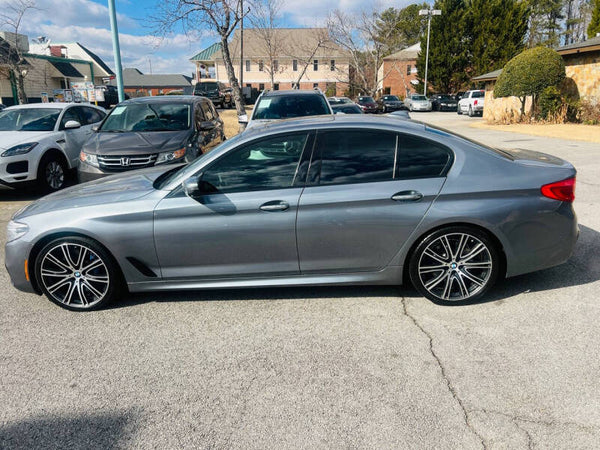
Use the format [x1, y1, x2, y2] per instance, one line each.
[114, 224, 600, 309]
[0, 411, 136, 449]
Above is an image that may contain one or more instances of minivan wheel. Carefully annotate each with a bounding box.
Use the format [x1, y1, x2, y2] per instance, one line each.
[409, 226, 500, 304]
[35, 237, 120, 311]
[37, 153, 67, 192]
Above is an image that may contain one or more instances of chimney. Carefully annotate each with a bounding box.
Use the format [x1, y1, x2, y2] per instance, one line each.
[49, 45, 67, 58]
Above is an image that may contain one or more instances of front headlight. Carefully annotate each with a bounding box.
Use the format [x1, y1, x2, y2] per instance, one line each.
[156, 148, 186, 164]
[79, 151, 99, 168]
[6, 220, 29, 243]
[1, 142, 38, 157]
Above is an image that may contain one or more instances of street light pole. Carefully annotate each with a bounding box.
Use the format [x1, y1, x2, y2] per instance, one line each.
[108, 0, 125, 102]
[239, 0, 244, 89]
[419, 8, 442, 96]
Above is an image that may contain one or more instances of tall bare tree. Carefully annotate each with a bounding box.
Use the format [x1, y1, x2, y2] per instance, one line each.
[248, 0, 285, 89]
[153, 0, 248, 127]
[328, 9, 386, 96]
[0, 0, 36, 104]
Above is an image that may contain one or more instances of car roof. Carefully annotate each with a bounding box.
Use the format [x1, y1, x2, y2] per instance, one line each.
[242, 114, 426, 137]
[4, 103, 71, 110]
[119, 95, 200, 105]
[261, 89, 325, 97]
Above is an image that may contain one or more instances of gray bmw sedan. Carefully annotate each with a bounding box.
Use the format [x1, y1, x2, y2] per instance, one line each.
[5, 116, 577, 310]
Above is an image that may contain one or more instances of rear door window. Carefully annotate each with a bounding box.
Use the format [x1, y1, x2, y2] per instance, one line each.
[312, 130, 396, 185]
[396, 134, 453, 179]
[81, 107, 105, 125]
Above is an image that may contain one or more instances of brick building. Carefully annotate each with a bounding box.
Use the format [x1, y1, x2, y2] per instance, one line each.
[376, 43, 420, 99]
[190, 28, 349, 95]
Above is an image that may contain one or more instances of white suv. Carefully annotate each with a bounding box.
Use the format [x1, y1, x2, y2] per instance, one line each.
[0, 103, 106, 191]
[457, 90, 485, 117]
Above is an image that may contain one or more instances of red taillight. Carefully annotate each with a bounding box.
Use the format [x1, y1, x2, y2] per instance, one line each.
[541, 177, 576, 202]
[474, 100, 478, 105]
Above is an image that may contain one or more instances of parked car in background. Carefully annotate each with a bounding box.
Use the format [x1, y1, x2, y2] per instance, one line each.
[431, 94, 458, 112]
[458, 90, 485, 117]
[404, 94, 432, 112]
[78, 96, 224, 182]
[6, 115, 579, 310]
[453, 92, 466, 102]
[331, 104, 363, 114]
[0, 104, 6, 111]
[356, 96, 379, 113]
[242, 89, 332, 129]
[193, 80, 232, 109]
[377, 95, 405, 113]
[96, 85, 130, 109]
[327, 96, 353, 105]
[0, 103, 106, 192]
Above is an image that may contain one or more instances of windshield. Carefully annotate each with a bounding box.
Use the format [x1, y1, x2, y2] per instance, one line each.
[253, 95, 330, 120]
[358, 97, 375, 103]
[195, 82, 218, 92]
[438, 95, 453, 100]
[0, 108, 61, 131]
[154, 133, 245, 189]
[383, 96, 399, 101]
[412, 95, 427, 101]
[100, 103, 191, 132]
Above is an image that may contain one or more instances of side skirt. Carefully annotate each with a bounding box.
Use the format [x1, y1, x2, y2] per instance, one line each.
[127, 266, 404, 293]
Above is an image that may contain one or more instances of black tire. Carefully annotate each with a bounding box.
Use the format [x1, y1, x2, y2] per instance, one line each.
[35, 236, 122, 311]
[457, 105, 462, 115]
[37, 152, 67, 193]
[468, 106, 474, 117]
[409, 226, 501, 305]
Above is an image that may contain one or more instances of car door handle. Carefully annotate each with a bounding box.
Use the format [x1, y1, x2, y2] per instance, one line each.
[391, 191, 423, 202]
[260, 201, 289, 212]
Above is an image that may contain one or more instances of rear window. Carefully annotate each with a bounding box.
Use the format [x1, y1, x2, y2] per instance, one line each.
[314, 130, 396, 185]
[412, 95, 427, 101]
[253, 94, 330, 120]
[472, 91, 485, 98]
[195, 82, 218, 91]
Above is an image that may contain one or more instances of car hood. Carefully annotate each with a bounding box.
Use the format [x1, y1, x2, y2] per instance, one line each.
[83, 130, 189, 155]
[384, 101, 402, 106]
[14, 166, 172, 219]
[412, 100, 430, 104]
[0, 131, 56, 150]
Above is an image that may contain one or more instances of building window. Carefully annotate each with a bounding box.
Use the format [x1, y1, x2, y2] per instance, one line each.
[246, 83, 252, 88]
[273, 60, 279, 72]
[292, 59, 298, 71]
[383, 87, 391, 95]
[259, 83, 265, 91]
[406, 64, 411, 75]
[313, 60, 318, 71]
[245, 60, 250, 71]
[274, 83, 279, 91]
[313, 83, 319, 89]
[330, 60, 335, 71]
[258, 60, 264, 71]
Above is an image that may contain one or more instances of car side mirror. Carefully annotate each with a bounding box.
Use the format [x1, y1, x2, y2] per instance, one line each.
[64, 120, 81, 130]
[183, 177, 200, 197]
[238, 114, 248, 125]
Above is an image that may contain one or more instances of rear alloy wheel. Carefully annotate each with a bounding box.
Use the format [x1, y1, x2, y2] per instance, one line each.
[409, 227, 500, 304]
[37, 153, 67, 192]
[468, 106, 474, 117]
[35, 237, 120, 311]
[457, 105, 462, 115]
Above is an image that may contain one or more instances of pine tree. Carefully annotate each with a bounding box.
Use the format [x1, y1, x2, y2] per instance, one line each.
[415, 0, 470, 93]
[467, 0, 530, 75]
[589, 0, 600, 37]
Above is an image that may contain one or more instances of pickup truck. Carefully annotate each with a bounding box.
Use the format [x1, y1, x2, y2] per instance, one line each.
[457, 89, 485, 117]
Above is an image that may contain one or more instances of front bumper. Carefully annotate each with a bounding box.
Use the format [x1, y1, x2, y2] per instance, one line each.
[0, 153, 37, 187]
[5, 238, 38, 294]
[411, 104, 432, 111]
[78, 158, 184, 183]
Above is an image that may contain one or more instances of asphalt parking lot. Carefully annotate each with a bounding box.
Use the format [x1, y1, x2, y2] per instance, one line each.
[1, 112, 599, 449]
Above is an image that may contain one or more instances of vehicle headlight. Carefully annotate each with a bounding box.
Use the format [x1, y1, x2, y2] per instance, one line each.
[6, 220, 29, 243]
[79, 151, 99, 167]
[1, 142, 38, 157]
[156, 148, 186, 164]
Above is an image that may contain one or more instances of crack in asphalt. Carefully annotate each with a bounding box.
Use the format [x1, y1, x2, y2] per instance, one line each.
[400, 297, 487, 450]
[511, 417, 534, 450]
[475, 409, 600, 434]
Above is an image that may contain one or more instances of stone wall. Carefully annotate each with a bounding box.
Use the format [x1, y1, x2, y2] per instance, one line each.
[564, 51, 600, 103]
[481, 81, 533, 123]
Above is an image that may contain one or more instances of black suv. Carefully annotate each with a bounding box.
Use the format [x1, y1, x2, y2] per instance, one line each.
[193, 81, 232, 109]
[95, 85, 130, 109]
[78, 96, 224, 182]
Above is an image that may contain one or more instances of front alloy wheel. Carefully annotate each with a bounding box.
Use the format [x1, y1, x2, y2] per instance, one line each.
[409, 227, 500, 303]
[35, 237, 119, 310]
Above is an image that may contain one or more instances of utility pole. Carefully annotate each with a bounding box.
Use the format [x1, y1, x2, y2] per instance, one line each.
[419, 8, 441, 96]
[239, 0, 244, 91]
[108, 0, 125, 102]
